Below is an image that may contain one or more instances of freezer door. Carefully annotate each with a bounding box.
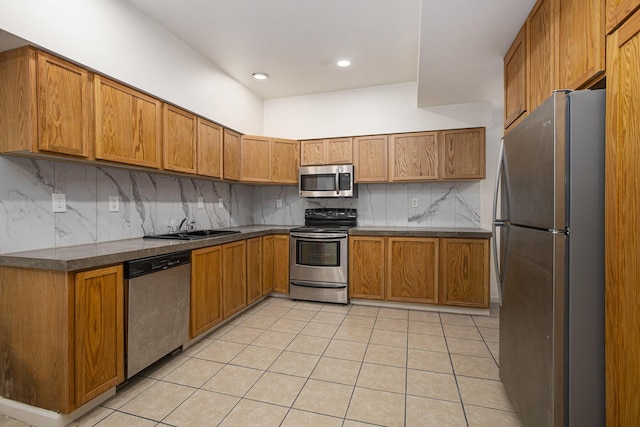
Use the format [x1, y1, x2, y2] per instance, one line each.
[503, 91, 567, 230]
[499, 225, 566, 427]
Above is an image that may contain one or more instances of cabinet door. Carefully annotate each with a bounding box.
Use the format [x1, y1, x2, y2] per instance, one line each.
[247, 237, 263, 304]
[222, 240, 247, 318]
[326, 138, 353, 164]
[439, 128, 486, 180]
[197, 118, 223, 178]
[349, 236, 385, 300]
[605, 13, 640, 426]
[163, 104, 196, 173]
[241, 135, 271, 182]
[300, 140, 326, 165]
[95, 76, 161, 168]
[354, 135, 388, 182]
[37, 50, 92, 158]
[440, 238, 489, 308]
[272, 138, 299, 183]
[504, 26, 527, 129]
[527, 0, 556, 113]
[557, 0, 605, 89]
[389, 132, 438, 181]
[273, 235, 290, 293]
[223, 128, 241, 180]
[262, 235, 274, 294]
[387, 238, 439, 304]
[606, 0, 640, 33]
[74, 265, 124, 406]
[191, 246, 223, 338]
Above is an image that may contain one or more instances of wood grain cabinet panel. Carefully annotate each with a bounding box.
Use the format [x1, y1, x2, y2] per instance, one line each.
[439, 128, 486, 180]
[504, 27, 527, 129]
[273, 235, 289, 293]
[557, 0, 605, 89]
[386, 237, 439, 304]
[301, 138, 352, 165]
[354, 135, 388, 182]
[163, 104, 196, 173]
[222, 240, 247, 318]
[0, 47, 92, 158]
[527, 0, 556, 113]
[190, 246, 223, 339]
[605, 11, 640, 426]
[223, 128, 241, 180]
[440, 238, 489, 308]
[271, 138, 299, 183]
[349, 236, 385, 299]
[262, 235, 275, 295]
[74, 265, 124, 407]
[606, 0, 640, 32]
[300, 140, 326, 165]
[389, 132, 438, 181]
[247, 237, 263, 304]
[197, 118, 223, 178]
[95, 75, 161, 168]
[240, 135, 271, 182]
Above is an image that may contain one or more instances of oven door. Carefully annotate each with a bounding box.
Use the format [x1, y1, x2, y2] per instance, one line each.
[289, 232, 348, 285]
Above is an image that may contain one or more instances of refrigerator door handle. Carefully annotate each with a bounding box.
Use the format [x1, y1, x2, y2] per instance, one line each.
[492, 222, 507, 305]
[492, 137, 507, 305]
[492, 138, 507, 223]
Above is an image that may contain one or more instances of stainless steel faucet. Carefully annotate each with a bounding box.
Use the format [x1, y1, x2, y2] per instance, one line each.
[178, 217, 189, 232]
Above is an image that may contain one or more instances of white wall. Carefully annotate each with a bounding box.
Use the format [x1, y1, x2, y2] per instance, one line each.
[0, 0, 264, 134]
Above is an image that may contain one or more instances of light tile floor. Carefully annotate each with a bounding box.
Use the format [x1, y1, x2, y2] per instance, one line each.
[1, 297, 522, 427]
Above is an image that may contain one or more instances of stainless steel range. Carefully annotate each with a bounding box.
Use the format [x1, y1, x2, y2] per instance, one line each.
[289, 208, 357, 304]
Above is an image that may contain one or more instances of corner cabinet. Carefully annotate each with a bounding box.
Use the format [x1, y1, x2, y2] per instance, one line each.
[272, 138, 300, 183]
[247, 237, 263, 304]
[94, 75, 162, 168]
[0, 46, 93, 158]
[222, 240, 247, 318]
[273, 235, 290, 293]
[190, 246, 223, 339]
[74, 265, 124, 406]
[163, 104, 196, 174]
[197, 118, 223, 178]
[223, 128, 242, 180]
[262, 235, 275, 294]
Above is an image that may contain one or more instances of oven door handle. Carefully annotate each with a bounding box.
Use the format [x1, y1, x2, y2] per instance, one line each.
[291, 280, 347, 289]
[290, 232, 348, 240]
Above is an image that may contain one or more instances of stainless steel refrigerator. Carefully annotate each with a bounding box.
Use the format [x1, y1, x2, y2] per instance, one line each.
[492, 90, 605, 426]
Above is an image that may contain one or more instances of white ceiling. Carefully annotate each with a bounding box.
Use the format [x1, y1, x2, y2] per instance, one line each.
[121, 0, 536, 107]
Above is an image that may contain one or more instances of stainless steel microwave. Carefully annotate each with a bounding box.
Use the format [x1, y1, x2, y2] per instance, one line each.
[299, 165, 357, 198]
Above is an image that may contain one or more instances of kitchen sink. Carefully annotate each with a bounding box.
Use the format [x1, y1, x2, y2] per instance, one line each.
[144, 229, 241, 240]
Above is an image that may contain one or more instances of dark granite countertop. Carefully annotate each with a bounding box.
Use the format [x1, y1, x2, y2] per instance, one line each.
[0, 225, 492, 272]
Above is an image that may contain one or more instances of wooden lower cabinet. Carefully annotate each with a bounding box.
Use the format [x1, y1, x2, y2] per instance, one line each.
[387, 237, 439, 304]
[0, 264, 124, 413]
[349, 236, 489, 308]
[349, 236, 385, 299]
[247, 237, 263, 304]
[440, 238, 489, 308]
[190, 246, 223, 339]
[273, 235, 289, 293]
[262, 235, 275, 294]
[222, 240, 247, 318]
[74, 265, 124, 406]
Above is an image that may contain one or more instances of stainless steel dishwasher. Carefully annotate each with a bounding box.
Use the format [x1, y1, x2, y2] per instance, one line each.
[124, 251, 190, 379]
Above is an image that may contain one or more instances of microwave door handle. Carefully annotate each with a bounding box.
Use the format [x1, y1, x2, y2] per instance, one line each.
[335, 173, 340, 195]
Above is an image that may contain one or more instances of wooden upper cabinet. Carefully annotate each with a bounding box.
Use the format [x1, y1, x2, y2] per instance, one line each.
[197, 118, 223, 178]
[439, 128, 486, 180]
[527, 0, 556, 113]
[163, 104, 196, 173]
[240, 135, 271, 182]
[606, 0, 640, 33]
[349, 236, 385, 300]
[272, 138, 299, 183]
[354, 135, 388, 182]
[557, 0, 605, 89]
[301, 138, 352, 165]
[223, 128, 241, 180]
[504, 26, 527, 129]
[190, 246, 223, 339]
[389, 132, 439, 181]
[95, 75, 162, 168]
[0, 47, 92, 158]
[386, 237, 439, 304]
[440, 238, 489, 308]
[74, 265, 124, 406]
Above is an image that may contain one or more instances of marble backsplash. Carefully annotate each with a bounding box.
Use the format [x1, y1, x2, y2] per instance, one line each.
[0, 155, 481, 254]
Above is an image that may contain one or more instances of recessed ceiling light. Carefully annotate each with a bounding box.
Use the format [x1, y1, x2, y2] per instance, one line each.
[252, 72, 269, 80]
[337, 60, 351, 67]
